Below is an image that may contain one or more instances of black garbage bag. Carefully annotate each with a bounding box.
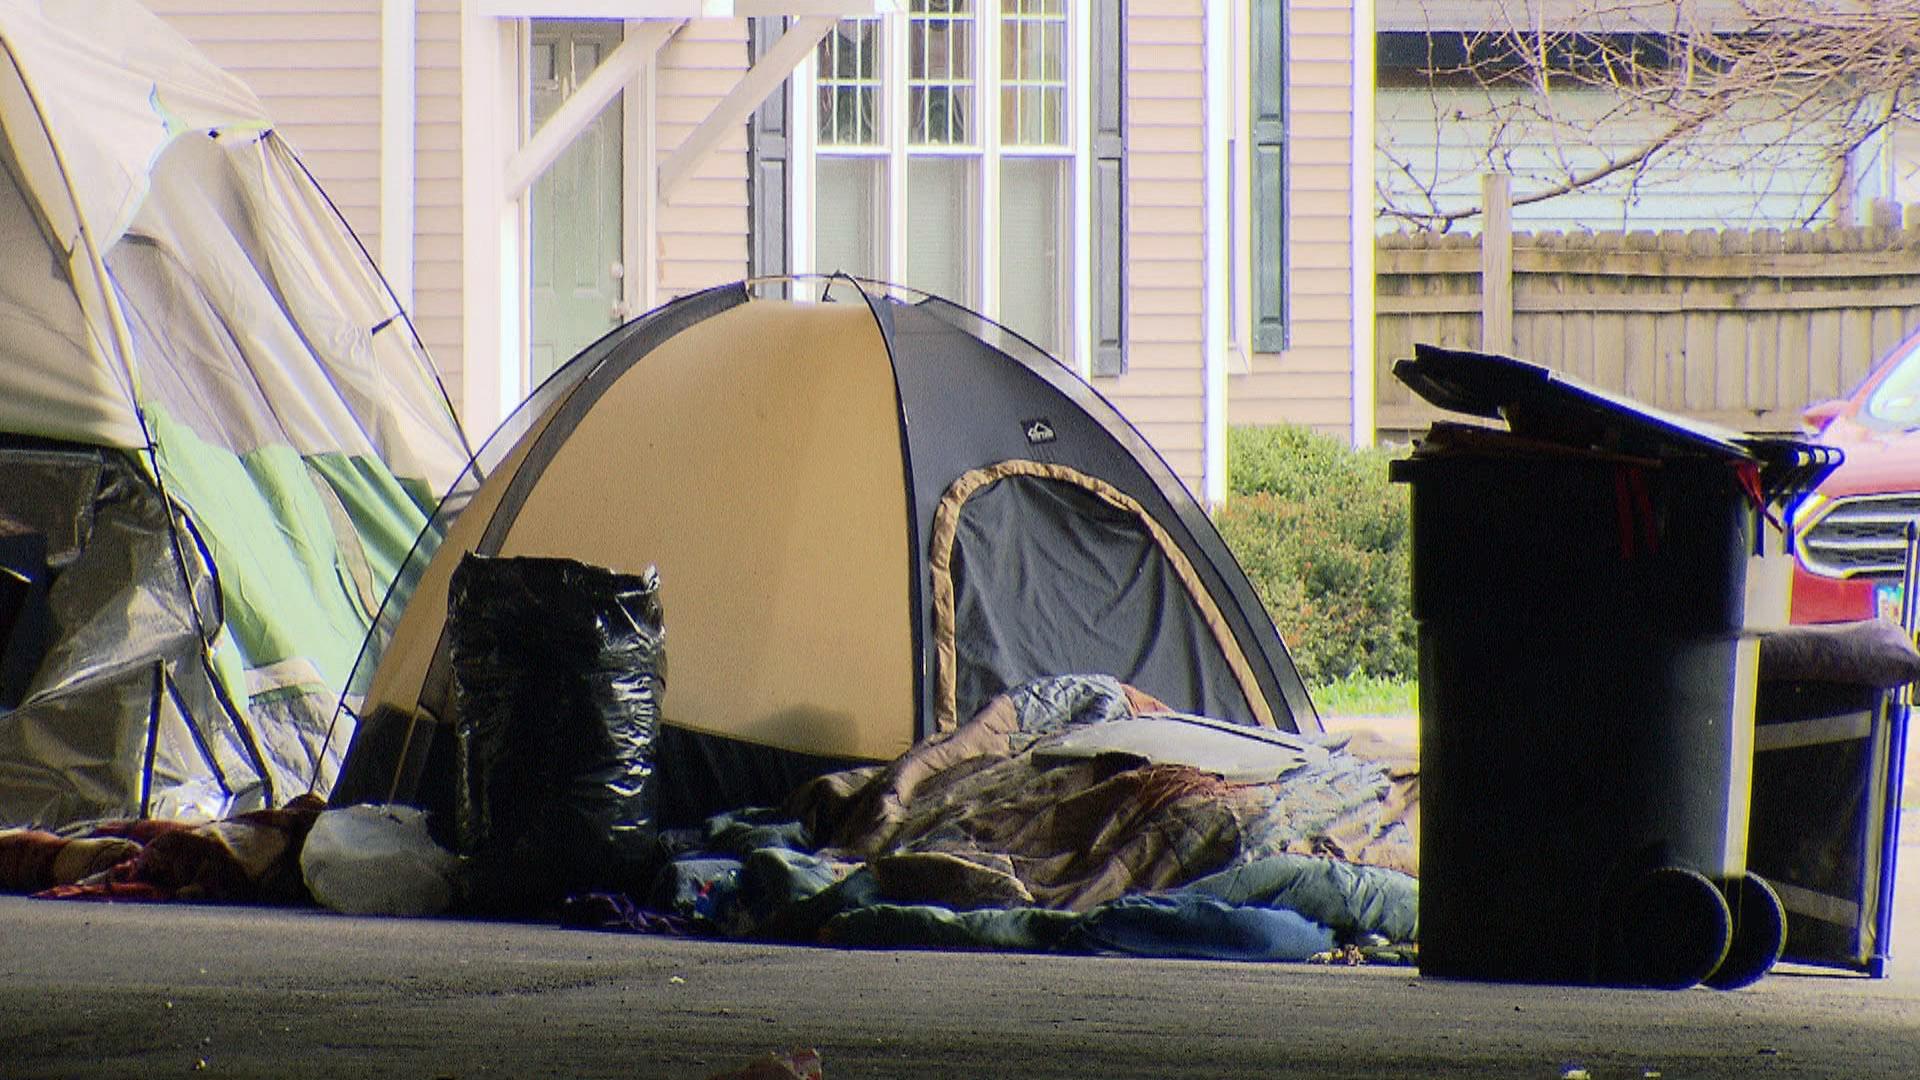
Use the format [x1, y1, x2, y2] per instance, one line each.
[447, 553, 666, 909]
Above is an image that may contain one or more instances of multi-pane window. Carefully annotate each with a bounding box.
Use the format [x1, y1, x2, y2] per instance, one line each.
[998, 0, 1069, 352]
[815, 19, 886, 283]
[817, 20, 881, 146]
[811, 2, 1076, 355]
[814, 156, 883, 283]
[904, 0, 977, 306]
[909, 0, 974, 145]
[1000, 0, 1066, 147]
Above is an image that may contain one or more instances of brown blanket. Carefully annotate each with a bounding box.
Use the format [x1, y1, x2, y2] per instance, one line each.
[0, 830, 141, 892]
[5, 795, 325, 903]
[787, 679, 1418, 912]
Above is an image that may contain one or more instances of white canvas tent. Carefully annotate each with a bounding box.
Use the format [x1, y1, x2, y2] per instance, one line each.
[0, 0, 471, 827]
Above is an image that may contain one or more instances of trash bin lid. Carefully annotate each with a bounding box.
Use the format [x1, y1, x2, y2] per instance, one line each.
[1393, 344, 1756, 460]
[1393, 344, 1842, 497]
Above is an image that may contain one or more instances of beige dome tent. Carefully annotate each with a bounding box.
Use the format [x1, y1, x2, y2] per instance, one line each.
[335, 279, 1317, 824]
[0, 0, 470, 826]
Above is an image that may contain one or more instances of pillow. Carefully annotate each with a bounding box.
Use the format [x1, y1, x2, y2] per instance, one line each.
[1757, 618, 1920, 689]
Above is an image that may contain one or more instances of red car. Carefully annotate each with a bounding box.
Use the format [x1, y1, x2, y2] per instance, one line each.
[1792, 329, 1920, 624]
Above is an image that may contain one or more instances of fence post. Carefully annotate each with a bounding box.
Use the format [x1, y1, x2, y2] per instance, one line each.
[1481, 173, 1513, 355]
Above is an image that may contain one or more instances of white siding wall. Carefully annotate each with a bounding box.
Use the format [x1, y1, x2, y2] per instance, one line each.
[1377, 86, 1849, 234]
[1235, 0, 1359, 437]
[1878, 118, 1920, 211]
[1378, 0, 1751, 34]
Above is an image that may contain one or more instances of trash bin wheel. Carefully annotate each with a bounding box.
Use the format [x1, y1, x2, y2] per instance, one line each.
[1599, 865, 1733, 990]
[1703, 873, 1786, 991]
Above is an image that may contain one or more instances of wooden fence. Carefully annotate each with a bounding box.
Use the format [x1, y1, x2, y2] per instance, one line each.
[1375, 176, 1920, 441]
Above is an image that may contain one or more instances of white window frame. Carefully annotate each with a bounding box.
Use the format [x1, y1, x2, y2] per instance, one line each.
[790, 3, 1092, 371]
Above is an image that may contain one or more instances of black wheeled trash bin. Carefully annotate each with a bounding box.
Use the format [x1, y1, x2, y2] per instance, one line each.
[1390, 344, 1840, 990]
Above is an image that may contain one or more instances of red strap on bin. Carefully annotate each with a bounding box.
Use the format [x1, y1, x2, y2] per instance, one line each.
[1631, 468, 1657, 553]
[1612, 466, 1658, 559]
[1732, 460, 1785, 550]
[1612, 468, 1634, 559]
[1617, 462, 1778, 562]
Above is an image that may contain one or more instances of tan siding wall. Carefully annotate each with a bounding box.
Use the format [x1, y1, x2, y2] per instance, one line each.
[149, 2, 384, 249]
[1233, 0, 1358, 437]
[1113, 0, 1363, 486]
[1112, 4, 1206, 486]
[655, 20, 751, 299]
[414, 0, 463, 397]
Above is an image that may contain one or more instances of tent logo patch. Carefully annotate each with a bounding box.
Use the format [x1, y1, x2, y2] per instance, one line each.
[1024, 419, 1057, 445]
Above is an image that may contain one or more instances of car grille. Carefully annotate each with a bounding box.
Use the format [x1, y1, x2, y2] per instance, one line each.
[1799, 493, 1920, 578]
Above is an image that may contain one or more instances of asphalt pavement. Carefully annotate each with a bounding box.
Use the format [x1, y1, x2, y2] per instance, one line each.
[1, 714, 1916, 1080]
[2, 879, 1919, 1080]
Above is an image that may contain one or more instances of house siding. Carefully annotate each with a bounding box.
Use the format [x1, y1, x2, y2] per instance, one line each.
[1233, 0, 1360, 438]
[414, 0, 463, 399]
[1104, 0, 1366, 465]
[655, 19, 752, 300]
[1114, 2, 1206, 484]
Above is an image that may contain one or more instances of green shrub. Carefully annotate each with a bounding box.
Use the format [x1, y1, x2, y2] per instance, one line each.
[1212, 425, 1416, 687]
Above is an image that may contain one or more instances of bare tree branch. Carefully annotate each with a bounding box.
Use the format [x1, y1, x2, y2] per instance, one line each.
[1378, 0, 1920, 230]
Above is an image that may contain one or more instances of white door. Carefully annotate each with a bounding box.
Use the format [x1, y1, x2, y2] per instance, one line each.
[529, 20, 625, 387]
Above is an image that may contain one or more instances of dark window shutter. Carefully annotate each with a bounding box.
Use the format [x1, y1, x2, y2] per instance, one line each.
[1251, 0, 1287, 352]
[747, 17, 790, 290]
[1091, 0, 1126, 377]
